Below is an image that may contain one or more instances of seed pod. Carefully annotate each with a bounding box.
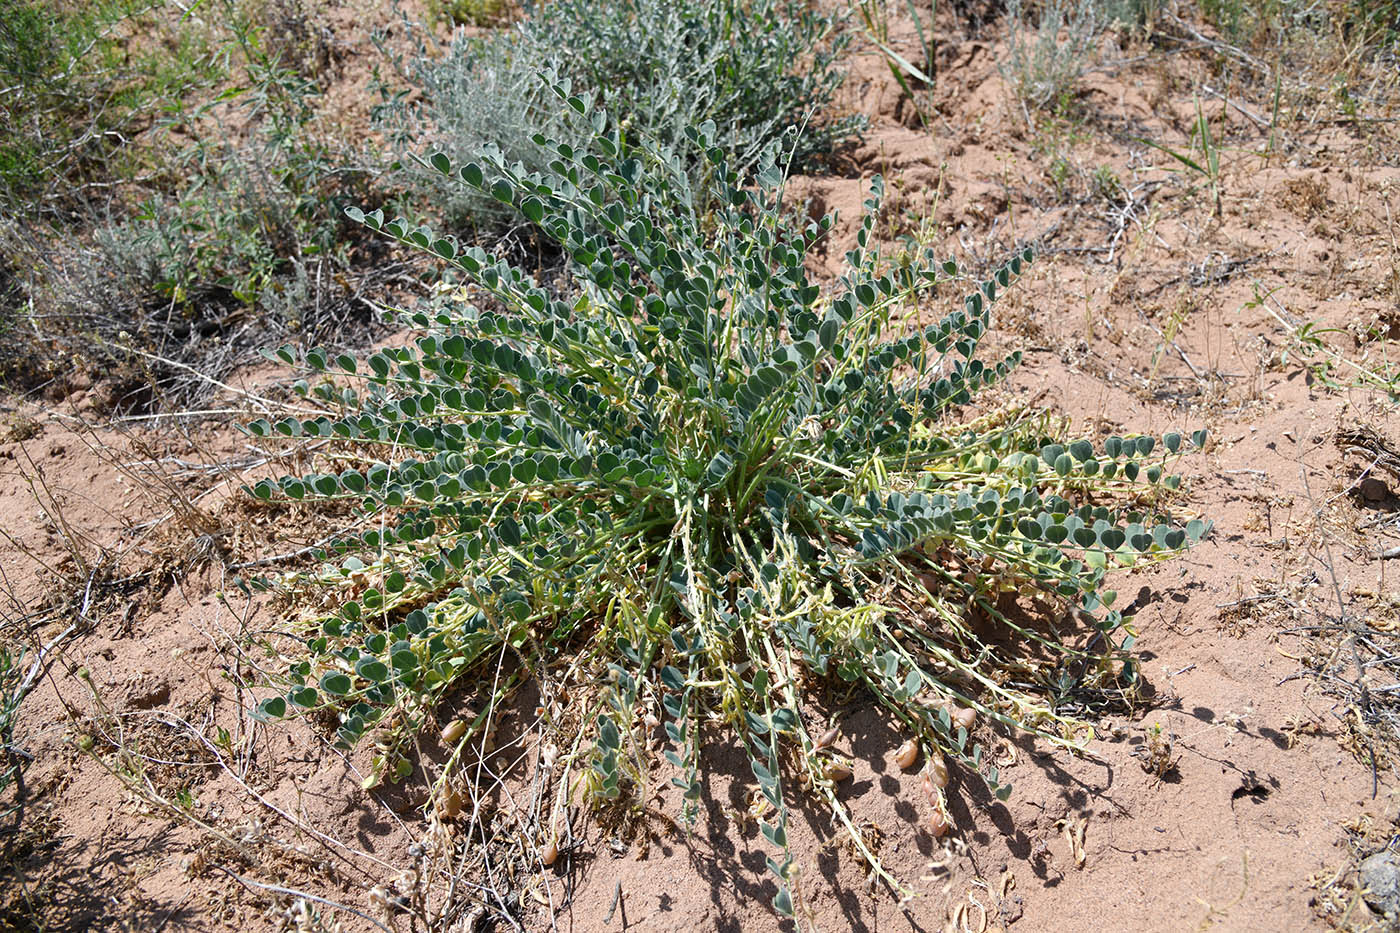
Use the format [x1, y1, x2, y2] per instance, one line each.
[953, 706, 977, 732]
[542, 839, 560, 866]
[928, 811, 950, 838]
[814, 725, 840, 750]
[927, 754, 950, 789]
[894, 739, 920, 770]
[440, 719, 467, 744]
[644, 712, 660, 729]
[440, 791, 464, 819]
[825, 761, 853, 782]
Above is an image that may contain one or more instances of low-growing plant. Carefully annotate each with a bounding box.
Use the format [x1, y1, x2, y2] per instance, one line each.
[0, 643, 26, 819]
[379, 0, 861, 233]
[1249, 283, 1400, 401]
[1001, 0, 1110, 116]
[1091, 164, 1124, 203]
[1136, 95, 1223, 219]
[3, 3, 382, 407]
[373, 28, 587, 233]
[0, 0, 226, 212]
[105, 10, 357, 306]
[248, 86, 1209, 912]
[430, 0, 510, 27]
[857, 0, 937, 128]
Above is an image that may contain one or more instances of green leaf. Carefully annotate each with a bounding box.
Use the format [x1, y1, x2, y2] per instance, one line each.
[356, 659, 390, 683]
[702, 451, 734, 489]
[321, 672, 352, 696]
[870, 36, 934, 86]
[1134, 135, 1207, 175]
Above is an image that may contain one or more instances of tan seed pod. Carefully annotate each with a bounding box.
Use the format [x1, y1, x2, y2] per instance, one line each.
[440, 791, 464, 819]
[894, 739, 920, 770]
[644, 712, 661, 729]
[440, 719, 467, 744]
[953, 706, 977, 732]
[814, 725, 840, 750]
[541, 839, 560, 866]
[825, 761, 853, 782]
[927, 754, 950, 789]
[928, 811, 950, 838]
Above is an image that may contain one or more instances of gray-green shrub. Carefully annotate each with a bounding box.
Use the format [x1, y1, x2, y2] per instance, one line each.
[381, 0, 862, 233]
[1001, 0, 1118, 113]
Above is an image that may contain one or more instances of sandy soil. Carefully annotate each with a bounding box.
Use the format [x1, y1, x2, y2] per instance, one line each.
[3, 3, 1399, 931]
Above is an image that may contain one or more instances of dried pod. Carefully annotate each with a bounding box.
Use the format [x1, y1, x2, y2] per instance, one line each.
[894, 739, 920, 771]
[927, 754, 950, 789]
[541, 839, 560, 866]
[825, 761, 854, 782]
[440, 719, 467, 744]
[953, 706, 977, 732]
[928, 811, 950, 838]
[814, 725, 840, 750]
[644, 712, 660, 729]
[440, 791, 464, 819]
